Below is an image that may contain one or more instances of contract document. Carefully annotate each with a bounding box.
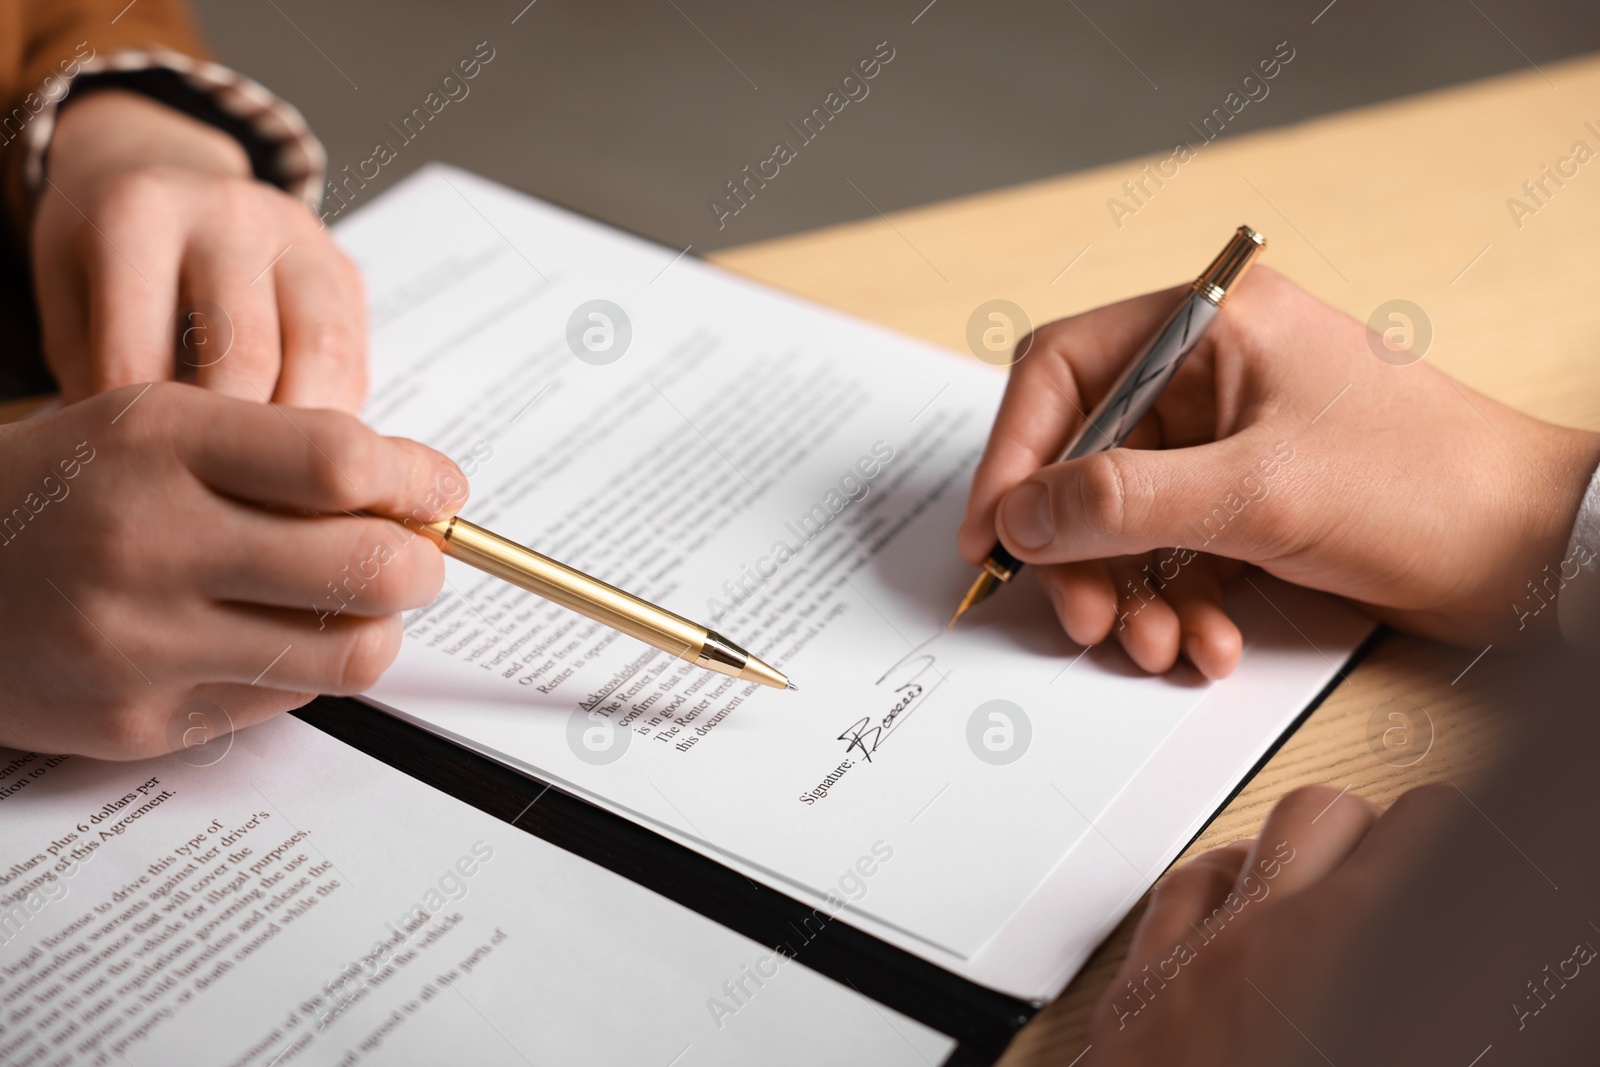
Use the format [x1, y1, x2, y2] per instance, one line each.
[353, 165, 1374, 1003]
[0, 717, 951, 1066]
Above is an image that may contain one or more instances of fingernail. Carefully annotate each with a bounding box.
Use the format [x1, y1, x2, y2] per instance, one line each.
[1002, 482, 1053, 549]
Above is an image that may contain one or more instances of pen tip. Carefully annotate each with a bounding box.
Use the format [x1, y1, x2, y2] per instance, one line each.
[948, 573, 992, 628]
[786, 681, 799, 692]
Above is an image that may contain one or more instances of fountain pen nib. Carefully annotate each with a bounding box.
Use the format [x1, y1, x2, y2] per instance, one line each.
[786, 681, 799, 692]
[947, 569, 1003, 628]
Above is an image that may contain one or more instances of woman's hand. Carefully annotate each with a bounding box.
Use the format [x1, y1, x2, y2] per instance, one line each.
[32, 89, 366, 411]
[0, 383, 461, 759]
[959, 267, 1600, 677]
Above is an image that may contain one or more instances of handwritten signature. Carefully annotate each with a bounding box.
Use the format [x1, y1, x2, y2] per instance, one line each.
[835, 646, 946, 762]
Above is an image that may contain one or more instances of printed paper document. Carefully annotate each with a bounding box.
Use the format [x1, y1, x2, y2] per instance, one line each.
[351, 166, 1373, 1001]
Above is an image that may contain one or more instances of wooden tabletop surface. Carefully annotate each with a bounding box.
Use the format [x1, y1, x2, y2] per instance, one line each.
[712, 52, 1600, 1065]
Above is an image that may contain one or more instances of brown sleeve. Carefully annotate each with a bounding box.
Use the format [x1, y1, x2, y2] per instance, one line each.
[1, 0, 210, 245]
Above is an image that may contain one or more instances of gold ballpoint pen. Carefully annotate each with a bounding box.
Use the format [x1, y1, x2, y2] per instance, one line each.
[948, 225, 1267, 628]
[414, 515, 795, 691]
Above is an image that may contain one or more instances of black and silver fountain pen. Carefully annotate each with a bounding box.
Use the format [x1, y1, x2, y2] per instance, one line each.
[947, 225, 1267, 628]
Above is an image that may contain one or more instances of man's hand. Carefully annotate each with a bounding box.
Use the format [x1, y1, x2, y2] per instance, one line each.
[0, 383, 461, 759]
[958, 268, 1600, 677]
[32, 89, 366, 411]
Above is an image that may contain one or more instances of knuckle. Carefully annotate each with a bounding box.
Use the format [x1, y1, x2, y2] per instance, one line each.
[1027, 316, 1074, 351]
[299, 317, 358, 362]
[390, 536, 445, 609]
[194, 176, 271, 232]
[1154, 858, 1234, 904]
[217, 310, 276, 367]
[87, 516, 142, 578]
[1278, 783, 1343, 811]
[95, 380, 160, 425]
[94, 169, 169, 216]
[336, 524, 422, 613]
[1004, 331, 1057, 384]
[217, 177, 264, 216]
[1009, 327, 1041, 368]
[330, 524, 381, 603]
[143, 379, 188, 405]
[1229, 264, 1286, 312]
[285, 188, 328, 228]
[1383, 782, 1455, 822]
[1075, 451, 1134, 540]
[1242, 474, 1312, 561]
[98, 701, 164, 758]
[335, 618, 400, 693]
[304, 413, 372, 504]
[1249, 263, 1289, 296]
[101, 382, 186, 462]
[1274, 783, 1365, 822]
[54, 591, 106, 658]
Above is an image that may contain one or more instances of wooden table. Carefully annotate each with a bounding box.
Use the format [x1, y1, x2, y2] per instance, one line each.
[712, 53, 1600, 1065]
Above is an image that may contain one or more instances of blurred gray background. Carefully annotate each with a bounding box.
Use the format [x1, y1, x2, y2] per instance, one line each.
[191, 0, 1600, 252]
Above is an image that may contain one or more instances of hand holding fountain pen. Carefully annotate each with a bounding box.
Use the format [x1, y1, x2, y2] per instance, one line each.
[410, 516, 794, 691]
[947, 225, 1267, 628]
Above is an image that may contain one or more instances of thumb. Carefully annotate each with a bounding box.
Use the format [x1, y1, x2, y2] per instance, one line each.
[995, 433, 1299, 564]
